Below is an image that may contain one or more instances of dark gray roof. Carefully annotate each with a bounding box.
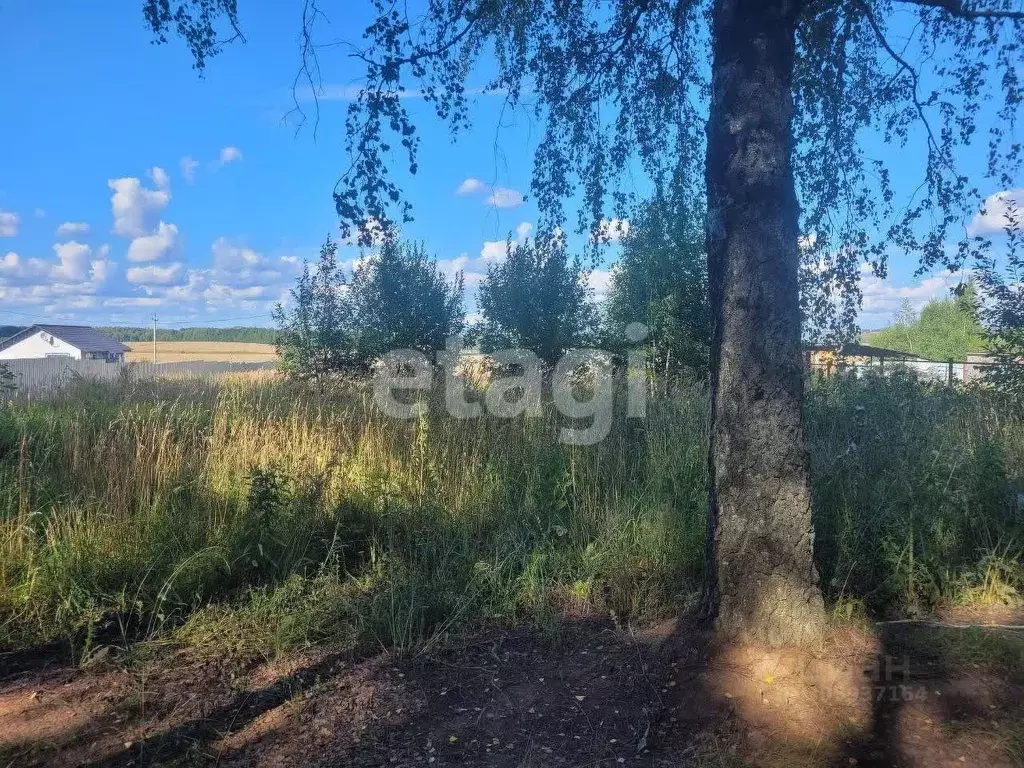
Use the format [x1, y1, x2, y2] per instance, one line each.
[0, 325, 129, 354]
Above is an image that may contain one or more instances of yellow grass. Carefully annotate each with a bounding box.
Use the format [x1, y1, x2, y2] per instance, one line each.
[125, 341, 277, 363]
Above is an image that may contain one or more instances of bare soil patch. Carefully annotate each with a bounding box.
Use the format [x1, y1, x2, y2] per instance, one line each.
[2, 618, 1021, 767]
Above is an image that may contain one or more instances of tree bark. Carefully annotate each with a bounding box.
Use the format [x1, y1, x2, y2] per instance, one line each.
[702, 0, 825, 646]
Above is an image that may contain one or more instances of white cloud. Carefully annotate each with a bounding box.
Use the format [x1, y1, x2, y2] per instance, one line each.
[479, 221, 533, 263]
[968, 189, 1024, 237]
[211, 237, 264, 270]
[0, 210, 19, 237]
[858, 271, 956, 328]
[90, 254, 115, 283]
[587, 269, 614, 301]
[144, 262, 285, 313]
[457, 178, 486, 195]
[108, 176, 171, 237]
[51, 241, 93, 282]
[456, 177, 526, 209]
[0, 242, 114, 289]
[341, 217, 391, 247]
[205, 237, 303, 289]
[148, 166, 171, 190]
[341, 254, 370, 275]
[127, 221, 180, 263]
[480, 240, 508, 262]
[437, 253, 486, 286]
[202, 283, 267, 302]
[0, 251, 22, 277]
[589, 218, 630, 244]
[103, 296, 164, 308]
[180, 155, 200, 183]
[485, 186, 525, 208]
[56, 295, 98, 311]
[438, 254, 471, 273]
[126, 262, 185, 285]
[56, 221, 90, 237]
[219, 146, 243, 165]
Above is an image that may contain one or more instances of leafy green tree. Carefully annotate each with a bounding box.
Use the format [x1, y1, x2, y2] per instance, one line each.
[605, 191, 709, 374]
[274, 234, 465, 377]
[273, 235, 361, 378]
[976, 199, 1024, 399]
[870, 281, 986, 361]
[150, 0, 1024, 644]
[351, 237, 465, 360]
[477, 235, 596, 367]
[894, 299, 918, 329]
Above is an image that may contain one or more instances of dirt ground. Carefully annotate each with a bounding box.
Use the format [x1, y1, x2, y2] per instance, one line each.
[1, 614, 1021, 767]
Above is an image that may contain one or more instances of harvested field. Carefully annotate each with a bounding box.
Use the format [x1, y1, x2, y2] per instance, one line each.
[125, 341, 277, 363]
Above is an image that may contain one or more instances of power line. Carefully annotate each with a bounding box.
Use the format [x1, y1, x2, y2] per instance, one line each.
[0, 307, 50, 320]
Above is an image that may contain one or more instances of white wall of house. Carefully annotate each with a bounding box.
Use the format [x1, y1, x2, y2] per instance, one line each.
[0, 330, 82, 360]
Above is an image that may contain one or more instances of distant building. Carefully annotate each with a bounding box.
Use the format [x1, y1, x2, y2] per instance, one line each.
[0, 324, 128, 362]
[804, 343, 1001, 384]
[804, 343, 916, 377]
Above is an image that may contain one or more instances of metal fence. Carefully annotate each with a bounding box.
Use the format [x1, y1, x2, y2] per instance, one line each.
[1, 358, 275, 396]
[807, 357, 1004, 386]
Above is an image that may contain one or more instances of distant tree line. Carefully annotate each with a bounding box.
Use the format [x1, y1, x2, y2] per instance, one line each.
[101, 326, 278, 343]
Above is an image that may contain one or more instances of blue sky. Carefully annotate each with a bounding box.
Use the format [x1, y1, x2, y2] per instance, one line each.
[0, 3, 1018, 330]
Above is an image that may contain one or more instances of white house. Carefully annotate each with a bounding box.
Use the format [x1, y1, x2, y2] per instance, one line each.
[0, 324, 129, 362]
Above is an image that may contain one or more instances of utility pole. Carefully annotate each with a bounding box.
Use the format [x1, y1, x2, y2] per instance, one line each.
[152, 313, 158, 363]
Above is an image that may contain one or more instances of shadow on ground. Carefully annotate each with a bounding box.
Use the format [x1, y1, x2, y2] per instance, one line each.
[1, 615, 1021, 767]
[837, 621, 1024, 768]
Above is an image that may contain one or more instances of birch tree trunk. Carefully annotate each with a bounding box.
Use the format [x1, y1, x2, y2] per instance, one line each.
[702, 0, 826, 646]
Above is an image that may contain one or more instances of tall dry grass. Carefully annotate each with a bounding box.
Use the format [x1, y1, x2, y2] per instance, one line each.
[0, 370, 1020, 659]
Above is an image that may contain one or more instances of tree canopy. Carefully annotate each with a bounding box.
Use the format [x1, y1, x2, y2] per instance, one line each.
[273, 233, 464, 377]
[976, 197, 1024, 398]
[868, 282, 986, 360]
[476, 234, 595, 367]
[352, 237, 465, 360]
[604, 187, 709, 374]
